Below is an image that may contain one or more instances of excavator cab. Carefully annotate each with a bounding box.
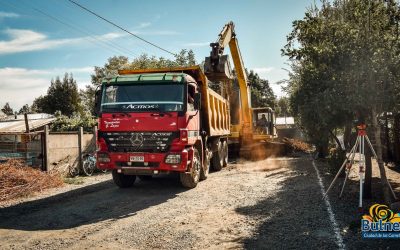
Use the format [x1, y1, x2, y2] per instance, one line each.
[252, 107, 276, 140]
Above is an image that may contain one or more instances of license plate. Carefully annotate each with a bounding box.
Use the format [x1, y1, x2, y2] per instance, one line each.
[130, 156, 144, 162]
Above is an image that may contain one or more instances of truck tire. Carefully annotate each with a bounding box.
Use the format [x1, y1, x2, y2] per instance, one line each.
[180, 148, 201, 188]
[200, 148, 210, 180]
[112, 170, 136, 188]
[222, 140, 228, 167]
[211, 140, 228, 171]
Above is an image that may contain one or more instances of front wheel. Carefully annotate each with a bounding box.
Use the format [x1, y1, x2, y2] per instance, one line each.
[112, 170, 136, 188]
[180, 148, 201, 188]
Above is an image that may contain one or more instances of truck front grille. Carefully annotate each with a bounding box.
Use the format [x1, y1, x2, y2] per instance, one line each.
[99, 131, 179, 153]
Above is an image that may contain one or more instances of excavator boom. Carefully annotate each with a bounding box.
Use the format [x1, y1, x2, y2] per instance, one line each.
[204, 21, 253, 142]
[204, 21, 280, 159]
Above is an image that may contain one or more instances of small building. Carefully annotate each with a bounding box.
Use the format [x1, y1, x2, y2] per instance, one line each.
[275, 116, 303, 139]
[276, 116, 295, 129]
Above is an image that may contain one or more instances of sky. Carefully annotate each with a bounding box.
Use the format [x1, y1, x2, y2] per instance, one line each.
[0, 0, 316, 110]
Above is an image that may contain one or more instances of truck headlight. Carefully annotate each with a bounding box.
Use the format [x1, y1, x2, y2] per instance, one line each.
[165, 154, 181, 164]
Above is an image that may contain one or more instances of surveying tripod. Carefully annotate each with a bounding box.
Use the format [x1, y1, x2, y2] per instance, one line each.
[324, 124, 378, 208]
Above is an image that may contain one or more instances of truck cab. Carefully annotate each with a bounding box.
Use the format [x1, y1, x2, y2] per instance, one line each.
[95, 66, 230, 188]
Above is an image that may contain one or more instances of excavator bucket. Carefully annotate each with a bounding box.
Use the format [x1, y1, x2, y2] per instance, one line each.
[204, 54, 233, 81]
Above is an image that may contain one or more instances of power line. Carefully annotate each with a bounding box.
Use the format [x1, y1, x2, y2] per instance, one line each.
[67, 0, 177, 57]
[54, 0, 153, 57]
[0, 0, 136, 57]
[30, 0, 139, 57]
[30, 6, 138, 57]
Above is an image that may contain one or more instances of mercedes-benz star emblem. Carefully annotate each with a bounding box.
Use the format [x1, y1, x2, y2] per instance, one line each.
[130, 133, 143, 148]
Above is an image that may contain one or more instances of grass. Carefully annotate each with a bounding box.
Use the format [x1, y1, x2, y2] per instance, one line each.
[63, 176, 85, 185]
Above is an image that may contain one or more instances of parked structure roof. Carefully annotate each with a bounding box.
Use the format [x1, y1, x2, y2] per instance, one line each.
[0, 113, 55, 134]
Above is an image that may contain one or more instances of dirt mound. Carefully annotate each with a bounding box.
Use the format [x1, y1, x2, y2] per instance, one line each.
[282, 138, 313, 153]
[0, 159, 63, 202]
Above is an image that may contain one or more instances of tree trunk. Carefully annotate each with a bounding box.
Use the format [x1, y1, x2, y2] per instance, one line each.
[393, 112, 400, 166]
[371, 108, 397, 204]
[364, 141, 372, 199]
[329, 130, 344, 151]
[384, 113, 392, 162]
[344, 122, 352, 151]
[317, 135, 329, 158]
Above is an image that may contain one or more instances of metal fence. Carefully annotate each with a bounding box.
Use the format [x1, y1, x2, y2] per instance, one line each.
[0, 126, 97, 172]
[0, 132, 44, 168]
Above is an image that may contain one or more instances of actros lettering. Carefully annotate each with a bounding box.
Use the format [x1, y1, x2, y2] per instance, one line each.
[124, 104, 159, 109]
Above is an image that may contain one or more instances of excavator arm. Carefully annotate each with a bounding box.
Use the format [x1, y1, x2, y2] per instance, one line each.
[204, 21, 253, 142]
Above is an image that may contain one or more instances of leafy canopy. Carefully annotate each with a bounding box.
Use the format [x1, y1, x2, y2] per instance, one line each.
[282, 0, 400, 152]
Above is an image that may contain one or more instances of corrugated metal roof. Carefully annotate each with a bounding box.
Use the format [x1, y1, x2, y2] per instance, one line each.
[0, 114, 55, 133]
[1, 113, 53, 121]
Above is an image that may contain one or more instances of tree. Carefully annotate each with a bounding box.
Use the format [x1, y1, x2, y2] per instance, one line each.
[248, 70, 276, 108]
[275, 97, 291, 117]
[1, 102, 13, 115]
[34, 73, 81, 116]
[18, 104, 32, 114]
[282, 0, 400, 203]
[31, 96, 46, 113]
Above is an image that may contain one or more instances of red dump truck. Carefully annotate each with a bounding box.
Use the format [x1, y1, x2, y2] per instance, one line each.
[95, 66, 230, 188]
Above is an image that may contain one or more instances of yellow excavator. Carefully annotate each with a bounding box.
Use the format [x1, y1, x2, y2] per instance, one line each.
[204, 21, 279, 156]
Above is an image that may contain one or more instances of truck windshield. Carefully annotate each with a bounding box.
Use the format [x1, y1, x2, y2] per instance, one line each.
[101, 83, 184, 112]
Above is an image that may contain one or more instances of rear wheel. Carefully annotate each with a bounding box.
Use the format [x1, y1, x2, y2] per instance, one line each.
[222, 141, 228, 167]
[112, 170, 136, 188]
[180, 148, 201, 188]
[200, 148, 210, 180]
[211, 140, 228, 171]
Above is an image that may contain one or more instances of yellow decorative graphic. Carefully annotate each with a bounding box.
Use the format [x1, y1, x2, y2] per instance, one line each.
[363, 204, 400, 223]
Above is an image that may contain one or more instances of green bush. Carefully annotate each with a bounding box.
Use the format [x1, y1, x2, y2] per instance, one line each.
[51, 111, 97, 132]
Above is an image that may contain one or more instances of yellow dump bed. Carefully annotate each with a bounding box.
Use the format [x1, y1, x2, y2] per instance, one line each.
[118, 66, 230, 137]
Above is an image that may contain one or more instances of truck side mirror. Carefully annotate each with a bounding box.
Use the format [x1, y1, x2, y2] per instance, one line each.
[194, 93, 201, 110]
[94, 88, 101, 116]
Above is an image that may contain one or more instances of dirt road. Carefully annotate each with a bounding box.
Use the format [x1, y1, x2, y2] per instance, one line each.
[0, 155, 398, 249]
